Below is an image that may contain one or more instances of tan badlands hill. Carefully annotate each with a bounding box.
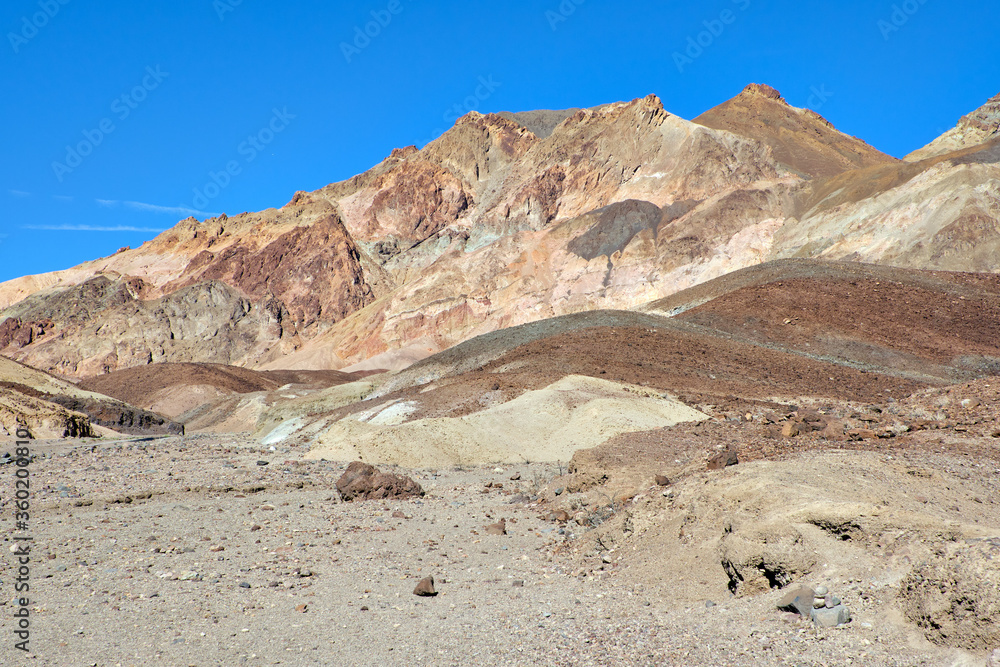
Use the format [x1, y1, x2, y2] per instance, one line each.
[1, 85, 999, 381]
[76, 362, 366, 428]
[0, 354, 180, 439]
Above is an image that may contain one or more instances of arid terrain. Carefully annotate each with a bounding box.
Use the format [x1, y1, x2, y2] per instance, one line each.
[2, 84, 1000, 666]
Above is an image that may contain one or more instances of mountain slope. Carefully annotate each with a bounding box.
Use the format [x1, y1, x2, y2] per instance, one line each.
[2, 94, 793, 377]
[772, 136, 1000, 271]
[906, 90, 1000, 161]
[694, 84, 898, 178]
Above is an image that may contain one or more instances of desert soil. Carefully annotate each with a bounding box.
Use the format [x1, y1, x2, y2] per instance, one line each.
[2, 430, 992, 666]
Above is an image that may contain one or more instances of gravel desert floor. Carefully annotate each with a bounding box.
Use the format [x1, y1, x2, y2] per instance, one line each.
[2, 433, 990, 666]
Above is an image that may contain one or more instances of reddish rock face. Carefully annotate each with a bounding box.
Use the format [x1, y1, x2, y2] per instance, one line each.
[173, 214, 374, 331]
[363, 161, 471, 245]
[0, 317, 53, 350]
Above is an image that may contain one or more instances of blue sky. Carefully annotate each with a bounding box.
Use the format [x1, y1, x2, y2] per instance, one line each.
[1, 0, 998, 284]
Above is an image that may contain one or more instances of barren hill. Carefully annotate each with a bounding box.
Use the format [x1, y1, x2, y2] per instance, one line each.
[7, 83, 1000, 663]
[240, 259, 1000, 470]
[0, 355, 180, 438]
[78, 362, 363, 423]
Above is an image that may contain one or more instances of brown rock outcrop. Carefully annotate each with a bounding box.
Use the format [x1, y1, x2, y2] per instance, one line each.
[412, 576, 437, 597]
[484, 518, 507, 535]
[0, 388, 94, 439]
[335, 461, 424, 502]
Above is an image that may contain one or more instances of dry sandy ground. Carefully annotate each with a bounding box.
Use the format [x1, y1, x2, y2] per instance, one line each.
[1, 432, 994, 666]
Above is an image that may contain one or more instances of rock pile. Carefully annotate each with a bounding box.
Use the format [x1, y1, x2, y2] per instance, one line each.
[777, 583, 851, 627]
[810, 585, 851, 628]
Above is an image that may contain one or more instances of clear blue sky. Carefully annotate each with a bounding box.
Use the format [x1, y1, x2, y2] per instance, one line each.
[2, 0, 997, 284]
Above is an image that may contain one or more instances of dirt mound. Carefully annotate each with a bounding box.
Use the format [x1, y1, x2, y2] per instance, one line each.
[368, 309, 923, 411]
[570, 447, 999, 630]
[899, 539, 1000, 651]
[306, 375, 709, 467]
[80, 362, 360, 419]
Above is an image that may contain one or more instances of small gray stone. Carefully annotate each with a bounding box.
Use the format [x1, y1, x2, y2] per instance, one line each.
[814, 585, 828, 596]
[705, 600, 716, 608]
[812, 604, 851, 627]
[554, 487, 564, 496]
[238, 581, 251, 589]
[813, 597, 826, 609]
[825, 595, 841, 608]
[777, 585, 814, 617]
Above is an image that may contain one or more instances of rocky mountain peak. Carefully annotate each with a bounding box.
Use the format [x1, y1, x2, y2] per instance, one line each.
[906, 89, 1000, 161]
[740, 83, 787, 104]
[695, 83, 896, 178]
[959, 89, 1000, 134]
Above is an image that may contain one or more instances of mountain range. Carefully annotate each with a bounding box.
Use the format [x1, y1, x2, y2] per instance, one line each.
[1, 83, 999, 435]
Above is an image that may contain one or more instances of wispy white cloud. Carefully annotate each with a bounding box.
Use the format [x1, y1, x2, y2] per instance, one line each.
[23, 224, 167, 233]
[9, 189, 31, 197]
[93, 198, 217, 218]
[122, 200, 215, 217]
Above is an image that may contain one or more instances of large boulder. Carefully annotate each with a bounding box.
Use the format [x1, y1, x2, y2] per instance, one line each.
[335, 461, 424, 502]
